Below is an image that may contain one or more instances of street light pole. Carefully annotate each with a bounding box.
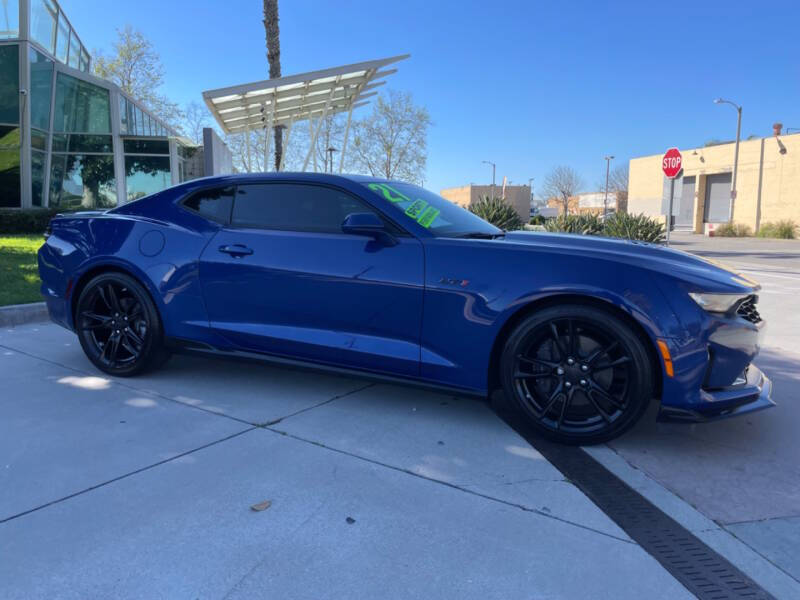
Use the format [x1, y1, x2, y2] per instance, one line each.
[482, 160, 496, 200]
[603, 155, 614, 220]
[714, 98, 742, 221]
[528, 177, 535, 210]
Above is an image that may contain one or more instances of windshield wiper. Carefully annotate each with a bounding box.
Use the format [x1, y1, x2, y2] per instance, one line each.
[452, 232, 505, 239]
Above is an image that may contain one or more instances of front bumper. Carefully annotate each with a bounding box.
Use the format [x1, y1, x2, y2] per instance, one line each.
[658, 363, 774, 423]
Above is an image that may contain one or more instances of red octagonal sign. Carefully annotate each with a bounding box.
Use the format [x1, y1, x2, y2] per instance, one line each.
[662, 147, 682, 179]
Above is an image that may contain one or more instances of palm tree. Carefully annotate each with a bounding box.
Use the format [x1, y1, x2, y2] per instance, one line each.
[263, 0, 283, 170]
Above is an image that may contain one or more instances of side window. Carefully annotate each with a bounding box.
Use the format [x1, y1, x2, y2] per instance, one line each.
[232, 183, 380, 233]
[182, 186, 234, 223]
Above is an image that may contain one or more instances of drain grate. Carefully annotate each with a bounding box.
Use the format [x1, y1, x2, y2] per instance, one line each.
[494, 406, 775, 600]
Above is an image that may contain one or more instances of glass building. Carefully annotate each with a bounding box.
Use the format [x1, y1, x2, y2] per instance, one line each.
[0, 0, 229, 210]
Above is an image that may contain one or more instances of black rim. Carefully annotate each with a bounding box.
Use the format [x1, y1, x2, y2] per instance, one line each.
[513, 317, 633, 435]
[79, 280, 148, 369]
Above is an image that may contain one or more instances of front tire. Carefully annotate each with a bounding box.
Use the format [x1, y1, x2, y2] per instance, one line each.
[75, 272, 169, 377]
[499, 304, 653, 445]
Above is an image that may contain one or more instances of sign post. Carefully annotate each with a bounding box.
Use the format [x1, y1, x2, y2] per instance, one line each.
[662, 148, 683, 246]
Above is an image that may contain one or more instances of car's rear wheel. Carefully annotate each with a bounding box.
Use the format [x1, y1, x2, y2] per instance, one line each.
[75, 272, 169, 377]
[499, 304, 653, 445]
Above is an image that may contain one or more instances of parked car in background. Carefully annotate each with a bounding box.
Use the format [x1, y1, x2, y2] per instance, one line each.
[38, 173, 773, 444]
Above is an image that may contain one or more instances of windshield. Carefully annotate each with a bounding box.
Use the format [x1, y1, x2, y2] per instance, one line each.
[361, 181, 503, 237]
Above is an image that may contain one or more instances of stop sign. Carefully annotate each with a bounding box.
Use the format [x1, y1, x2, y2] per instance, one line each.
[662, 148, 682, 179]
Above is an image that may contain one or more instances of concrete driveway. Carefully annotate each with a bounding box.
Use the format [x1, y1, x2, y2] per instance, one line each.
[1, 232, 798, 599]
[0, 323, 691, 599]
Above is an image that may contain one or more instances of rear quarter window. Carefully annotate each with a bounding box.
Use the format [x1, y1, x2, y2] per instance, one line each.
[181, 187, 234, 223]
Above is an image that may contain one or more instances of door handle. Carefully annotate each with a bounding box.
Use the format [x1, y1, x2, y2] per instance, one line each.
[219, 244, 253, 257]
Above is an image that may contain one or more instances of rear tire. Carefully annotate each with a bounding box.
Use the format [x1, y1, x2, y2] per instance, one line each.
[499, 304, 653, 445]
[75, 272, 170, 377]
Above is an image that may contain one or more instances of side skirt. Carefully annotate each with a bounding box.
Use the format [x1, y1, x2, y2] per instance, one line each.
[164, 336, 488, 399]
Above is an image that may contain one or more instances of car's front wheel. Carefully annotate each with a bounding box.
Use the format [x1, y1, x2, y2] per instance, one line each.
[75, 272, 169, 377]
[499, 304, 654, 445]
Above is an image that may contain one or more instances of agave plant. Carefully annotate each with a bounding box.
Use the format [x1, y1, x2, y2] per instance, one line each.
[602, 212, 666, 243]
[469, 196, 523, 231]
[543, 213, 603, 235]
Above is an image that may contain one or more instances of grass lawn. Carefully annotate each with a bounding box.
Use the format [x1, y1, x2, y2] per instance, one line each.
[0, 235, 44, 306]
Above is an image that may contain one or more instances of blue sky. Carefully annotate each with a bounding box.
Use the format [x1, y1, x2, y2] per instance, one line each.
[64, 0, 800, 194]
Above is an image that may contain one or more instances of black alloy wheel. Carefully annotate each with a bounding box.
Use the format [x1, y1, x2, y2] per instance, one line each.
[499, 304, 653, 445]
[76, 273, 169, 376]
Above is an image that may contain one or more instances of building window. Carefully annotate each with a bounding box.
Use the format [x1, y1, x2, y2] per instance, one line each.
[0, 44, 19, 124]
[31, 149, 46, 206]
[0, 126, 21, 207]
[119, 96, 127, 133]
[124, 155, 170, 201]
[55, 11, 68, 62]
[30, 48, 54, 130]
[124, 139, 169, 154]
[67, 30, 80, 68]
[53, 72, 111, 133]
[0, 0, 19, 39]
[49, 154, 115, 209]
[31, 0, 58, 54]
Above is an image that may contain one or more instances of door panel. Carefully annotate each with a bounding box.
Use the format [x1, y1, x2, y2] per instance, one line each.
[197, 182, 424, 377]
[676, 176, 695, 228]
[704, 173, 732, 222]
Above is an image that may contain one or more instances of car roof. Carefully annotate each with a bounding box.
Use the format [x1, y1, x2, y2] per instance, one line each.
[183, 172, 396, 186]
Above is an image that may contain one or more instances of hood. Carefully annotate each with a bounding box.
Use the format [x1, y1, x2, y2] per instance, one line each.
[500, 231, 759, 293]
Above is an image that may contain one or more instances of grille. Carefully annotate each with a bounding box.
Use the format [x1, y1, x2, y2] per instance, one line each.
[737, 295, 762, 323]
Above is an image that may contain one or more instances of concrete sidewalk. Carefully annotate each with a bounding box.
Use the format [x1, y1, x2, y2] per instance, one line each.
[0, 323, 690, 600]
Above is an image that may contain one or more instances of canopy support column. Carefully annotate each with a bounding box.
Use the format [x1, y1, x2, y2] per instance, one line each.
[279, 117, 294, 171]
[245, 121, 251, 172]
[263, 99, 275, 172]
[303, 80, 339, 172]
[338, 89, 358, 173]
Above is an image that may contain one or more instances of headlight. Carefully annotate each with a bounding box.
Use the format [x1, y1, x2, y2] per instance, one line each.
[688, 292, 749, 314]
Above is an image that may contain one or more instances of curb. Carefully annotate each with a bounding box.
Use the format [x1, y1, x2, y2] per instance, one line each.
[0, 302, 49, 327]
[584, 445, 800, 599]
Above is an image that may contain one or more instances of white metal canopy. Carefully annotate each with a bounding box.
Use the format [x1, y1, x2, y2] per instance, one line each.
[202, 55, 409, 172]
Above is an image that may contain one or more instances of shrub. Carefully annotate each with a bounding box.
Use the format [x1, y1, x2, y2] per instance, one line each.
[0, 208, 79, 234]
[603, 212, 666, 243]
[469, 196, 523, 230]
[543, 213, 603, 235]
[529, 214, 546, 225]
[714, 222, 752, 237]
[757, 220, 797, 239]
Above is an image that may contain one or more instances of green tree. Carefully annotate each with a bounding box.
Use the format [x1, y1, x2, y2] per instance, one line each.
[93, 26, 182, 129]
[351, 90, 430, 184]
[263, 0, 283, 170]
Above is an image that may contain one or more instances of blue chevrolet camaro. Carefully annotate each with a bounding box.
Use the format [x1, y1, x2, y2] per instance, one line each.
[37, 173, 774, 444]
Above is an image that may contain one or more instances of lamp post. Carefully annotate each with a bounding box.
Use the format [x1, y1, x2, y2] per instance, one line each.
[714, 98, 742, 220]
[326, 146, 338, 173]
[482, 160, 496, 200]
[603, 155, 614, 220]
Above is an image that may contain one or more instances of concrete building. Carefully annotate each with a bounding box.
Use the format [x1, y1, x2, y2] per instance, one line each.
[627, 127, 800, 233]
[0, 0, 232, 210]
[439, 184, 532, 221]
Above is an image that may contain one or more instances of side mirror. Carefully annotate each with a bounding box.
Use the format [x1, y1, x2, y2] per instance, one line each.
[341, 213, 397, 245]
[342, 212, 385, 234]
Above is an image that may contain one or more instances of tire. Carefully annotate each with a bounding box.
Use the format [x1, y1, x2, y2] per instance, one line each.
[75, 272, 170, 377]
[499, 304, 653, 445]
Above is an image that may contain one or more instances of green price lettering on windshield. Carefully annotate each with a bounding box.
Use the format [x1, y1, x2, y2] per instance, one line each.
[367, 183, 410, 203]
[405, 199, 427, 219]
[417, 206, 440, 228]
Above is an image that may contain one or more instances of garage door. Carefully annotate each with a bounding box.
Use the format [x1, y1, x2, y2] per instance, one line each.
[704, 173, 731, 223]
[675, 176, 695, 228]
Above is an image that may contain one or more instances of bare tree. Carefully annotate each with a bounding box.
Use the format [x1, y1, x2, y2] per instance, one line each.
[182, 101, 211, 145]
[542, 166, 584, 216]
[93, 26, 182, 128]
[608, 164, 629, 213]
[351, 90, 430, 184]
[263, 0, 283, 170]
